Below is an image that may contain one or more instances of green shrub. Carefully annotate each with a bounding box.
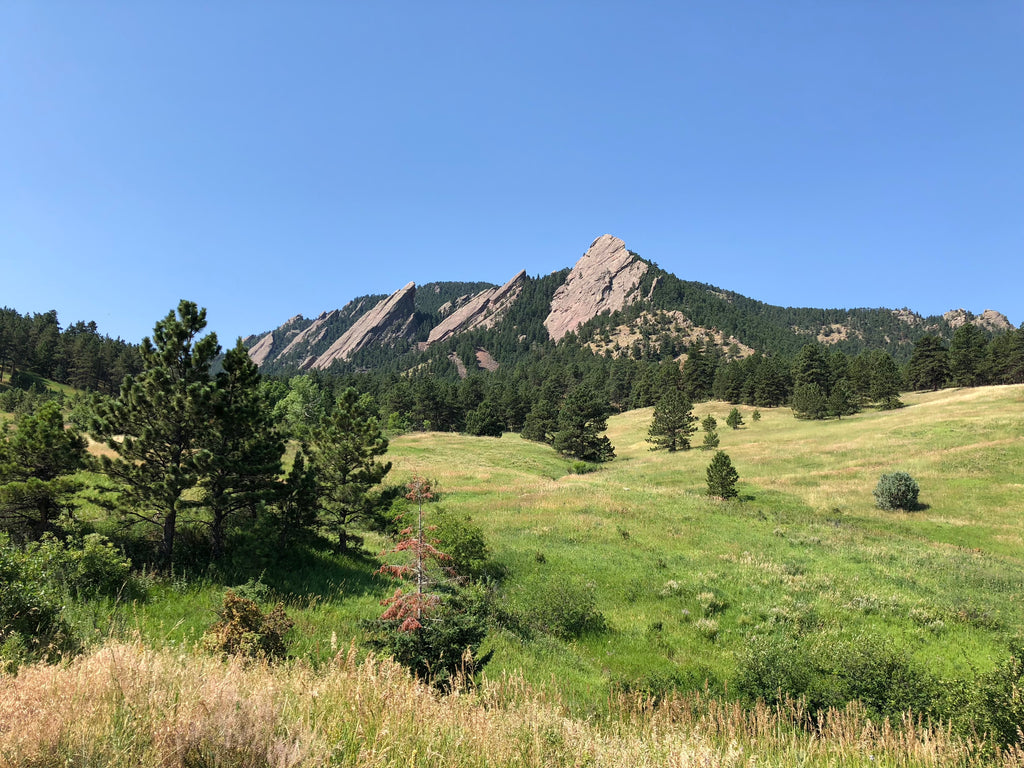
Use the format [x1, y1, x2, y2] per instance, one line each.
[873, 472, 920, 511]
[202, 590, 293, 661]
[734, 632, 940, 720]
[0, 533, 78, 667]
[955, 642, 1024, 747]
[32, 533, 138, 600]
[432, 511, 505, 583]
[497, 575, 606, 640]
[567, 461, 600, 475]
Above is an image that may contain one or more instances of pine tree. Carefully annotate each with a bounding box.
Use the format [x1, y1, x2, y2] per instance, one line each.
[90, 300, 220, 569]
[706, 451, 739, 499]
[868, 351, 903, 409]
[791, 382, 828, 420]
[949, 323, 988, 388]
[827, 378, 860, 419]
[307, 387, 391, 551]
[553, 385, 615, 462]
[906, 336, 949, 391]
[647, 388, 698, 451]
[200, 339, 285, 562]
[726, 407, 744, 430]
[0, 401, 87, 540]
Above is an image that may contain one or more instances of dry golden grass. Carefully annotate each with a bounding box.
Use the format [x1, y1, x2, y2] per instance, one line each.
[3, 640, 1022, 768]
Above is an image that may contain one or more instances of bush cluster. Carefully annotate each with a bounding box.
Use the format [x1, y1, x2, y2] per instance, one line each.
[496, 575, 606, 640]
[734, 632, 939, 720]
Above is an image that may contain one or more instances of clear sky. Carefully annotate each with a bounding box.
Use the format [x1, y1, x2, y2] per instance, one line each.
[2, 2, 1022, 345]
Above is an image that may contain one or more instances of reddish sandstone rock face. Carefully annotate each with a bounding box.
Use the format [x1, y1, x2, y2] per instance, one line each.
[427, 270, 527, 345]
[311, 282, 417, 369]
[544, 234, 648, 342]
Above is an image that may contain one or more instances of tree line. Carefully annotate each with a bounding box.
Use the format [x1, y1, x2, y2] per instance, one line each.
[0, 307, 141, 393]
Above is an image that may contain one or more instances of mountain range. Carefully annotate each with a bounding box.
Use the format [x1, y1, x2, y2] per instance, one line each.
[244, 234, 1013, 377]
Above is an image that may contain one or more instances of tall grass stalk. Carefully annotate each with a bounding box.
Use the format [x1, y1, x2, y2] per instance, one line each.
[3, 641, 1023, 768]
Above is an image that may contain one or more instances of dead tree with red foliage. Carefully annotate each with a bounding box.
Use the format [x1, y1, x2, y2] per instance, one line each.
[377, 477, 451, 631]
[369, 476, 492, 687]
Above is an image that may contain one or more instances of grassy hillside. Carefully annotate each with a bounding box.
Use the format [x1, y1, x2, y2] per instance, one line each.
[382, 385, 1024, 702]
[6, 385, 1024, 766]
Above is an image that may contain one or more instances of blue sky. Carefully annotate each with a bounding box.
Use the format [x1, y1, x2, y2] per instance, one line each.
[2, 2, 1022, 344]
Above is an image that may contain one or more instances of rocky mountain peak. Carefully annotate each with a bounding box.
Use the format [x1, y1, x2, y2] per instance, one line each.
[544, 234, 649, 341]
[310, 282, 417, 370]
[427, 270, 527, 345]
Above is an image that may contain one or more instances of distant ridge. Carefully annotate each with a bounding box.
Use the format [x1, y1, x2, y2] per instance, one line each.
[245, 235, 1014, 376]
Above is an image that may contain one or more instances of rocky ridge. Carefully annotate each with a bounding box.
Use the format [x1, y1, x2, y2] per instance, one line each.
[427, 270, 527, 345]
[544, 234, 649, 342]
[310, 283, 417, 370]
[943, 308, 1013, 333]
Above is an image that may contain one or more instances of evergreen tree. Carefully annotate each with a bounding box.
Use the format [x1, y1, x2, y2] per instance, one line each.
[307, 387, 391, 552]
[553, 385, 615, 462]
[274, 450, 319, 550]
[701, 414, 720, 450]
[792, 344, 832, 395]
[827, 378, 859, 419]
[521, 379, 562, 444]
[464, 398, 505, 437]
[791, 382, 828, 420]
[906, 336, 949, 391]
[868, 351, 903, 409]
[706, 451, 739, 499]
[199, 340, 285, 562]
[0, 401, 87, 540]
[948, 323, 988, 388]
[753, 356, 790, 407]
[985, 329, 1024, 385]
[90, 300, 220, 569]
[726, 407, 744, 430]
[647, 389, 698, 451]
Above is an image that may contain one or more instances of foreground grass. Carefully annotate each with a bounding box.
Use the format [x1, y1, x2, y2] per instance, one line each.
[3, 639, 1021, 768]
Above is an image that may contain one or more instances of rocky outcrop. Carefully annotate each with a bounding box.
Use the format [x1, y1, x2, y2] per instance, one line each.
[279, 310, 340, 361]
[246, 314, 311, 367]
[944, 308, 1014, 332]
[892, 308, 923, 326]
[427, 270, 527, 345]
[544, 234, 648, 341]
[311, 282, 417, 370]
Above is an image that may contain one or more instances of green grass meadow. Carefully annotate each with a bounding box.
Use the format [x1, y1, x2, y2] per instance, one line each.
[37, 383, 1024, 708]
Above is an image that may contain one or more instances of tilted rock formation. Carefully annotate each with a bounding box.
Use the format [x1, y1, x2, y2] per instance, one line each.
[246, 314, 311, 367]
[544, 234, 648, 341]
[427, 270, 527, 345]
[311, 282, 417, 370]
[279, 310, 340, 362]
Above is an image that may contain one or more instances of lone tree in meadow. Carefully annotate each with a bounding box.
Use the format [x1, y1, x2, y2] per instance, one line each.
[701, 414, 720, 450]
[706, 451, 739, 499]
[647, 388, 698, 452]
[554, 385, 615, 462]
[726, 407, 744, 430]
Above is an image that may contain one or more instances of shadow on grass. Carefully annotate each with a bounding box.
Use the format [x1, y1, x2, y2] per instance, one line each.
[261, 546, 385, 602]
